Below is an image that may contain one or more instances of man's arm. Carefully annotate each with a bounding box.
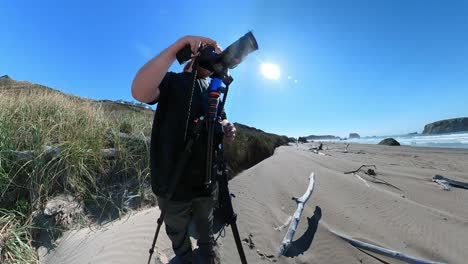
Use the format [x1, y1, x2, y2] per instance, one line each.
[131, 36, 220, 104]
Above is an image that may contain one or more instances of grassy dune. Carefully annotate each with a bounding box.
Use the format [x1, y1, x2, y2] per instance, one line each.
[0, 78, 288, 263]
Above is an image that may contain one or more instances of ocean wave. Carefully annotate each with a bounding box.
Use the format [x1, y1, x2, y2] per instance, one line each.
[340, 133, 468, 149]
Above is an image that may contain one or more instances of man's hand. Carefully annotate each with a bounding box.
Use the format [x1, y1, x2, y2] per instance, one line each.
[178, 35, 222, 55]
[220, 120, 236, 144]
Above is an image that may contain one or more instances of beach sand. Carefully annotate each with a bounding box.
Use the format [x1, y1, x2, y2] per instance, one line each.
[41, 142, 468, 264]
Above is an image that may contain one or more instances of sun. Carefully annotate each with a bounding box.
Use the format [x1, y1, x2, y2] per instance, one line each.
[260, 63, 280, 80]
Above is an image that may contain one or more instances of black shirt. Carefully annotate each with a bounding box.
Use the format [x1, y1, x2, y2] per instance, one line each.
[149, 71, 221, 201]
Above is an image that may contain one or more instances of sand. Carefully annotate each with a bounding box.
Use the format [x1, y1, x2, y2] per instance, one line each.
[41, 142, 468, 264]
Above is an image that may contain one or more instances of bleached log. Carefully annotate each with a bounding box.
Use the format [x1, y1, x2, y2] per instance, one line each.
[8, 146, 119, 160]
[8, 145, 61, 160]
[8, 150, 34, 160]
[329, 229, 446, 264]
[433, 175, 468, 190]
[433, 179, 451, 191]
[278, 172, 315, 256]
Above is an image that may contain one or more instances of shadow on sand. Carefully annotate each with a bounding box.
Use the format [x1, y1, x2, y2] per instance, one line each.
[284, 206, 322, 258]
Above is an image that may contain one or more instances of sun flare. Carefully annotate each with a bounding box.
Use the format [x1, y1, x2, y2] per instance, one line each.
[260, 63, 280, 80]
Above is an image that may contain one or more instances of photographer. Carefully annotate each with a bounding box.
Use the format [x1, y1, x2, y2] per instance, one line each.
[131, 36, 236, 264]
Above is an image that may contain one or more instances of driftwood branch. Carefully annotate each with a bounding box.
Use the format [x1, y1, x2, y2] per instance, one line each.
[433, 175, 468, 190]
[278, 172, 315, 256]
[329, 229, 446, 264]
[7, 145, 61, 160]
[344, 165, 401, 191]
[5, 132, 146, 161]
[344, 165, 377, 175]
[433, 179, 451, 191]
[8, 146, 119, 160]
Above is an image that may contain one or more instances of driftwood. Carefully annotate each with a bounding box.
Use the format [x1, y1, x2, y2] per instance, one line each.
[5, 132, 146, 161]
[278, 172, 315, 256]
[432, 175, 468, 191]
[339, 143, 351, 153]
[9, 146, 119, 160]
[344, 165, 401, 191]
[329, 229, 446, 264]
[101, 148, 118, 158]
[433, 179, 450, 191]
[7, 145, 61, 161]
[344, 165, 377, 175]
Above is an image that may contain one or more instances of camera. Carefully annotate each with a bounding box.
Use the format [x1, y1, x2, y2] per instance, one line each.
[176, 32, 258, 73]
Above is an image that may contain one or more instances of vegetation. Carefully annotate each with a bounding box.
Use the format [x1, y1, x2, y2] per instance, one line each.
[225, 124, 289, 177]
[0, 78, 288, 263]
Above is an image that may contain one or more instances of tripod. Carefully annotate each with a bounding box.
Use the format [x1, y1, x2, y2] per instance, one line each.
[147, 63, 247, 264]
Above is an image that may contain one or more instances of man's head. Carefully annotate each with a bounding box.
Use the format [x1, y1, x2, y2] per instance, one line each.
[183, 59, 213, 79]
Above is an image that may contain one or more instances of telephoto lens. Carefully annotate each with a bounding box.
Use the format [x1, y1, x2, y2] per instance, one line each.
[221, 31, 258, 69]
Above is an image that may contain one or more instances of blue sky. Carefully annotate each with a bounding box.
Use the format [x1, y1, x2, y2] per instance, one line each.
[1, 0, 467, 138]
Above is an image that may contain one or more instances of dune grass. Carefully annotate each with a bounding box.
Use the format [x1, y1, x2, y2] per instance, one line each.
[0, 88, 153, 263]
[0, 79, 288, 263]
[0, 209, 37, 264]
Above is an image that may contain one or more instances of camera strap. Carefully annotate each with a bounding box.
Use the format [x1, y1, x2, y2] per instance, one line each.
[183, 60, 198, 142]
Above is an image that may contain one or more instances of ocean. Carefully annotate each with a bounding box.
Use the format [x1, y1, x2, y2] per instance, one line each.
[339, 132, 468, 149]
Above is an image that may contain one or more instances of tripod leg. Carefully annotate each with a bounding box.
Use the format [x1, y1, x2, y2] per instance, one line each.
[231, 222, 248, 264]
[147, 210, 165, 264]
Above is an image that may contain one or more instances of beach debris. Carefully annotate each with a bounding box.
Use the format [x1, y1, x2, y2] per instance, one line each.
[7, 141, 136, 161]
[344, 165, 377, 175]
[329, 229, 446, 264]
[313, 151, 330, 156]
[278, 172, 315, 256]
[432, 175, 468, 191]
[309, 143, 325, 152]
[274, 216, 292, 231]
[242, 233, 255, 249]
[433, 179, 451, 191]
[7, 145, 62, 161]
[337, 143, 351, 153]
[344, 165, 402, 191]
[41, 194, 83, 227]
[310, 145, 331, 156]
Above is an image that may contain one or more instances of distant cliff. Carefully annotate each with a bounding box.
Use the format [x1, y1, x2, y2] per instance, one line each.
[423, 117, 468, 134]
[304, 135, 340, 140]
[349, 133, 360, 139]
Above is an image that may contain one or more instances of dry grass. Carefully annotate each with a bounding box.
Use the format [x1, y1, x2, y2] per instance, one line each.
[0, 79, 288, 263]
[0, 87, 153, 263]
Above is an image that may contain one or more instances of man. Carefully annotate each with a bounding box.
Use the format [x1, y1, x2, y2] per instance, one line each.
[131, 36, 236, 264]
